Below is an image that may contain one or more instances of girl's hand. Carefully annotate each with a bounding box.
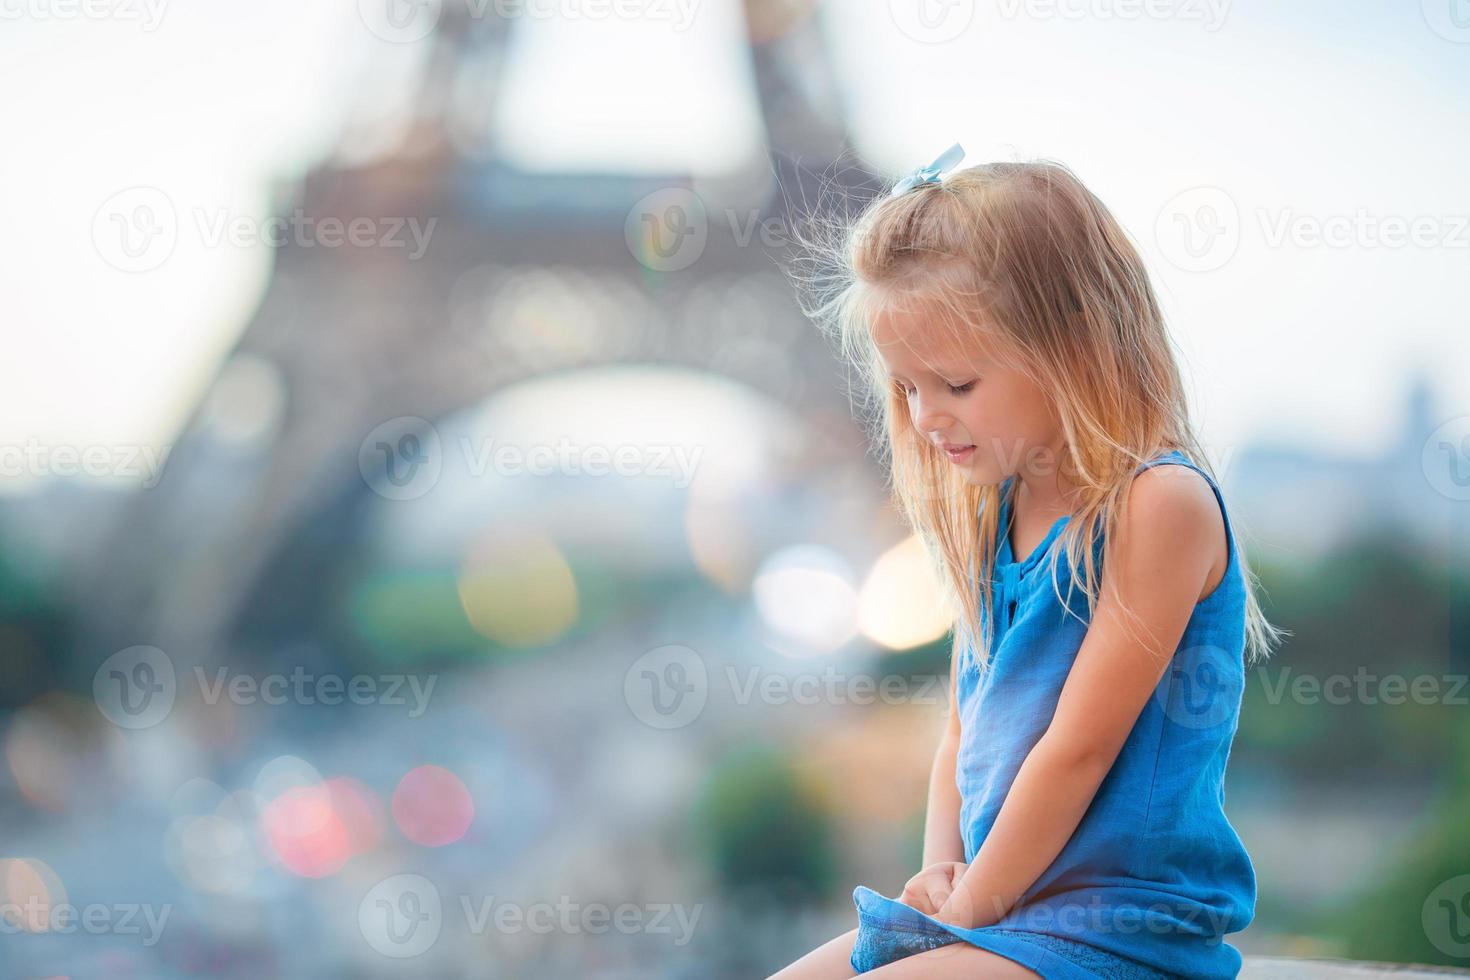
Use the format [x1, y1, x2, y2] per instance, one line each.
[897, 861, 967, 916]
[933, 886, 980, 929]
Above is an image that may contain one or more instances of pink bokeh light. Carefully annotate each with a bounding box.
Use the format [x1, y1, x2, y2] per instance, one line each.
[391, 764, 474, 847]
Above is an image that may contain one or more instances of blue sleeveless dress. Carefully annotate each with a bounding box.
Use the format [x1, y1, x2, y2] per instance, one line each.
[850, 449, 1256, 979]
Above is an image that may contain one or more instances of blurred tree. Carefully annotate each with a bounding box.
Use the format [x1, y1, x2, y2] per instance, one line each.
[1325, 721, 1470, 967]
[694, 743, 838, 906]
[0, 544, 71, 708]
[1236, 534, 1464, 787]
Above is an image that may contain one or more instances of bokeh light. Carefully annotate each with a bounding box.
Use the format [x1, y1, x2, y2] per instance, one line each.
[752, 544, 859, 654]
[457, 526, 579, 648]
[168, 812, 257, 894]
[251, 756, 385, 879]
[4, 695, 86, 812]
[0, 857, 66, 933]
[391, 764, 474, 848]
[262, 782, 351, 878]
[858, 534, 952, 650]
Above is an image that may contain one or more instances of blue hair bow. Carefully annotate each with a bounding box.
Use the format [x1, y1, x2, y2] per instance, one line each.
[889, 143, 965, 198]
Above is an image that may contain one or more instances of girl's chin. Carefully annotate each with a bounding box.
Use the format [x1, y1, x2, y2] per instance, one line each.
[963, 462, 1013, 489]
[952, 463, 995, 487]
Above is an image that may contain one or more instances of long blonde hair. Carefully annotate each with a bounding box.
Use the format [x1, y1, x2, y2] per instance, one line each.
[794, 159, 1285, 671]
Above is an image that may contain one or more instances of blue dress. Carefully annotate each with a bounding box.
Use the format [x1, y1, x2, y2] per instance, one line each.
[850, 449, 1255, 979]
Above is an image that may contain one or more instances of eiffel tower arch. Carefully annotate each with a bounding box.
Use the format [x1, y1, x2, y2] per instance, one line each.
[81, 0, 887, 659]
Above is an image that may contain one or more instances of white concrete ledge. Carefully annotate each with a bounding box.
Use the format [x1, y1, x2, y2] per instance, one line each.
[1243, 956, 1470, 977]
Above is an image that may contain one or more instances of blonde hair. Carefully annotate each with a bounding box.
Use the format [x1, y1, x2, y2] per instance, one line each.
[793, 159, 1286, 671]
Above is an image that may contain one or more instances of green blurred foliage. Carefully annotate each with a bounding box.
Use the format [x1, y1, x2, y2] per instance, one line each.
[693, 742, 838, 906]
[1326, 724, 1470, 968]
[1238, 533, 1470, 964]
[0, 545, 73, 707]
[1237, 534, 1468, 786]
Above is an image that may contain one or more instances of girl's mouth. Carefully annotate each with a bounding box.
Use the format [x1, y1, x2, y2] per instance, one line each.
[942, 444, 975, 463]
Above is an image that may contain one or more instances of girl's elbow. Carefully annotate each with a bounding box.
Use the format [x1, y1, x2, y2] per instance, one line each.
[1037, 730, 1119, 778]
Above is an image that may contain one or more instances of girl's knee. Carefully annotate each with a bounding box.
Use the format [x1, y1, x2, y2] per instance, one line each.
[765, 926, 860, 980]
[866, 942, 1042, 979]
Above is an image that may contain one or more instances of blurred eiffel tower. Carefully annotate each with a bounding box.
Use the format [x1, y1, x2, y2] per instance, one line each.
[81, 0, 883, 659]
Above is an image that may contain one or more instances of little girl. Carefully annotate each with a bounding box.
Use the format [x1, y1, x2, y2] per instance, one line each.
[770, 148, 1286, 979]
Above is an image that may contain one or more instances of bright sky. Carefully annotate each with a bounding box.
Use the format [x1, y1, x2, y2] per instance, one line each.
[1, 0, 1465, 481]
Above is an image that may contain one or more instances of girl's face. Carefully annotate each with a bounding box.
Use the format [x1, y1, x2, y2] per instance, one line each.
[870, 303, 1061, 487]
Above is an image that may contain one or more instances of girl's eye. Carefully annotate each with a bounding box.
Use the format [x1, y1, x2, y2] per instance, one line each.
[894, 380, 972, 397]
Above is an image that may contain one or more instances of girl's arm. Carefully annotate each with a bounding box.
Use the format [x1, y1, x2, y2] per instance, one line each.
[920, 633, 965, 867]
[933, 468, 1225, 929]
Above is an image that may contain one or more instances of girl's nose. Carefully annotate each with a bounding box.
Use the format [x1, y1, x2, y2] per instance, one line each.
[912, 395, 951, 435]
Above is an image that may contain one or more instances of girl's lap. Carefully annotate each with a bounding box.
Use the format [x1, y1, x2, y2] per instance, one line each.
[766, 924, 1043, 980]
[864, 940, 1044, 978]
